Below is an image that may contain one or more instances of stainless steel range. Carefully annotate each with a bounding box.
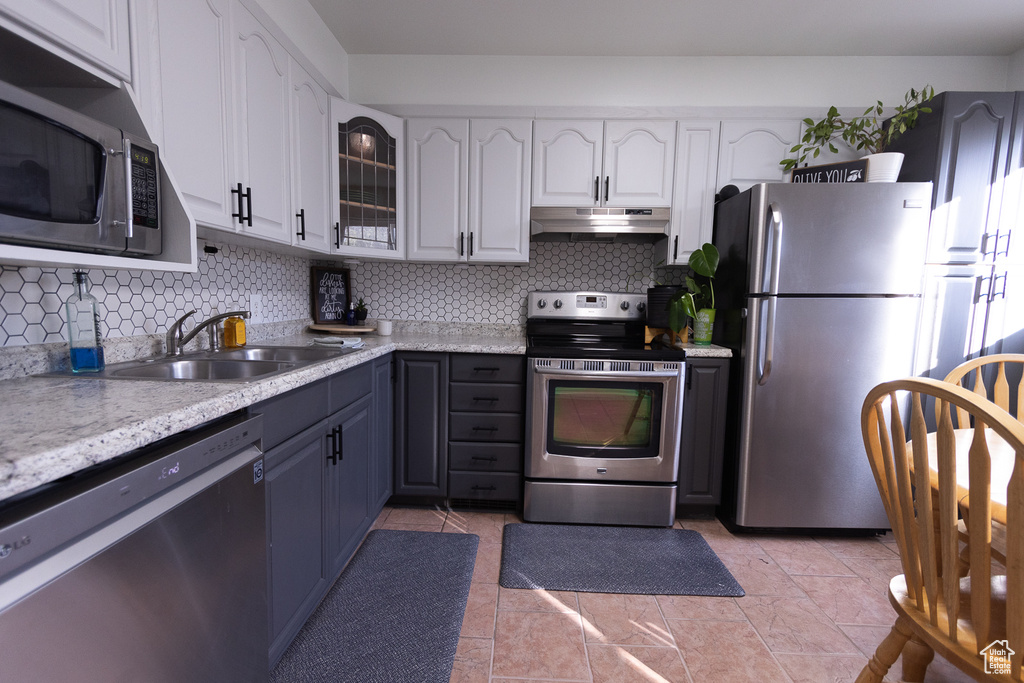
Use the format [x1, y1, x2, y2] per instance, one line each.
[524, 291, 685, 527]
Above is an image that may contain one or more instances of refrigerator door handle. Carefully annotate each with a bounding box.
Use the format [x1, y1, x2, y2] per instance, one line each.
[758, 203, 783, 385]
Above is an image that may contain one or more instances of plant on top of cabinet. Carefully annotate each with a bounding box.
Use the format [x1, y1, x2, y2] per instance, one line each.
[780, 85, 935, 178]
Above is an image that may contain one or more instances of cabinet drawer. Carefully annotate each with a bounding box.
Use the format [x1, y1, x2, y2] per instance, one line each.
[449, 382, 523, 413]
[450, 354, 524, 383]
[448, 472, 521, 502]
[251, 379, 329, 450]
[449, 443, 522, 472]
[328, 361, 372, 413]
[449, 413, 522, 442]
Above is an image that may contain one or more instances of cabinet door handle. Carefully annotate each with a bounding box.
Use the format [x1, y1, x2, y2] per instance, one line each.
[334, 222, 341, 249]
[296, 208, 306, 239]
[604, 176, 609, 203]
[673, 236, 678, 261]
[460, 231, 465, 257]
[231, 183, 244, 225]
[975, 275, 992, 304]
[334, 425, 344, 461]
[594, 176, 600, 203]
[469, 231, 474, 257]
[245, 187, 253, 226]
[992, 272, 1009, 301]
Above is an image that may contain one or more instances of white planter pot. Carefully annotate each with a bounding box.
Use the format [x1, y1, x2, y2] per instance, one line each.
[865, 152, 905, 182]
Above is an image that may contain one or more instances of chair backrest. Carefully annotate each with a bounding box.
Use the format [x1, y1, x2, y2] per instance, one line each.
[943, 353, 1024, 425]
[862, 377, 1024, 678]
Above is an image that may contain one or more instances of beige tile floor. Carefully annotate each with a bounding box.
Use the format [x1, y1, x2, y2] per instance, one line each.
[371, 506, 975, 683]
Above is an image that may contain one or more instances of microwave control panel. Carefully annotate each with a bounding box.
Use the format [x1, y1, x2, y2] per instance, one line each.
[129, 143, 159, 229]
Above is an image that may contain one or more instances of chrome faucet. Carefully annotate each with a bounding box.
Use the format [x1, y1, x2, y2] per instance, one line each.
[165, 310, 250, 356]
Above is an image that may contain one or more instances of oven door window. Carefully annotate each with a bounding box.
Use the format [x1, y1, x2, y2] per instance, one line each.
[0, 101, 104, 223]
[546, 380, 663, 458]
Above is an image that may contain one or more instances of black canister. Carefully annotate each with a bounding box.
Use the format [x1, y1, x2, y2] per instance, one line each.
[645, 285, 682, 328]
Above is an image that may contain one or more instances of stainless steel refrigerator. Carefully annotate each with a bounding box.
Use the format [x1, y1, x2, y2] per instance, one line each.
[714, 182, 933, 531]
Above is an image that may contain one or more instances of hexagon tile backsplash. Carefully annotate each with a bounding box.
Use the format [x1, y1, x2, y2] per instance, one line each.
[0, 240, 659, 347]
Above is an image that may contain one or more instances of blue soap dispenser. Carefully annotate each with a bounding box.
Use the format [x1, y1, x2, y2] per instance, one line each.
[65, 271, 106, 373]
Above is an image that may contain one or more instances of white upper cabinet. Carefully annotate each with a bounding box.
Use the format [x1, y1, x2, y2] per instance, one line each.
[533, 120, 675, 207]
[138, 0, 237, 232]
[331, 98, 405, 259]
[231, 2, 291, 244]
[532, 120, 603, 206]
[407, 118, 531, 263]
[602, 121, 677, 206]
[658, 120, 721, 267]
[468, 119, 532, 263]
[288, 59, 332, 253]
[0, 0, 130, 82]
[407, 119, 469, 261]
[717, 119, 803, 192]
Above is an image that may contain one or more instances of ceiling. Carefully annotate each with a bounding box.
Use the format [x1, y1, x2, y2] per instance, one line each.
[308, 0, 1024, 58]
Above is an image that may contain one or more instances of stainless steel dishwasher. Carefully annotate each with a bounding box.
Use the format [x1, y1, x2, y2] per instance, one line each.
[0, 413, 268, 683]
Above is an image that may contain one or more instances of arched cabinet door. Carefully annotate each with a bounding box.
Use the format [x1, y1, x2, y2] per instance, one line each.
[717, 119, 802, 192]
[406, 119, 469, 261]
[603, 120, 676, 207]
[532, 120, 603, 206]
[232, 2, 291, 244]
[330, 98, 405, 259]
[469, 119, 532, 263]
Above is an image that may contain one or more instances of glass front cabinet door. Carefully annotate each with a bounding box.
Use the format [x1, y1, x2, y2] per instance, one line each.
[330, 99, 405, 259]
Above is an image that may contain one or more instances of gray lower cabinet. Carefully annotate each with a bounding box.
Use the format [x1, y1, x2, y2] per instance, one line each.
[370, 354, 393, 511]
[393, 352, 525, 506]
[678, 357, 729, 510]
[394, 352, 449, 499]
[447, 354, 524, 506]
[256, 355, 391, 666]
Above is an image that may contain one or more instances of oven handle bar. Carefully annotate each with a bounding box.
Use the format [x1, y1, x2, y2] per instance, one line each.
[531, 366, 682, 379]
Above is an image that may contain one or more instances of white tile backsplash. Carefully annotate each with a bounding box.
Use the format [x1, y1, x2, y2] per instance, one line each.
[0, 239, 663, 348]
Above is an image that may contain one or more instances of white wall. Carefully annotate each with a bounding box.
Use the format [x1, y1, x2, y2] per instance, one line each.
[350, 55, 1011, 109]
[1009, 49, 1024, 90]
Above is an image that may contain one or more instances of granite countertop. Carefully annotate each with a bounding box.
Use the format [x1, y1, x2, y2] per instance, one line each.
[0, 329, 729, 503]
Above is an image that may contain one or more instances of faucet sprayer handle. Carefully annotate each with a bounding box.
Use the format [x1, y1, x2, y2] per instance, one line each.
[166, 310, 197, 356]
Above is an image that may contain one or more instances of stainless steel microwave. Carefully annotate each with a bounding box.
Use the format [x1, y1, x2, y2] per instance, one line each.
[0, 81, 161, 256]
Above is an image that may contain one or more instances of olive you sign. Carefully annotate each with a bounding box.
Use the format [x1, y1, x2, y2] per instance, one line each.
[790, 159, 867, 184]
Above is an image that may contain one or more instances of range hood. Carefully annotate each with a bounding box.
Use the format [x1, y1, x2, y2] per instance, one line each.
[530, 207, 670, 242]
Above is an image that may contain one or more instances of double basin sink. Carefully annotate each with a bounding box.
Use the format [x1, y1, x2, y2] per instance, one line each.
[65, 345, 357, 382]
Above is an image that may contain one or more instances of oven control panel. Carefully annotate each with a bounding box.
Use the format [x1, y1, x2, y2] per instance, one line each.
[528, 291, 647, 320]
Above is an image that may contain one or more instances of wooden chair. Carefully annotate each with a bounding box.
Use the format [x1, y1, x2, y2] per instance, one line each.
[944, 354, 1024, 569]
[857, 377, 1024, 682]
[944, 353, 1024, 423]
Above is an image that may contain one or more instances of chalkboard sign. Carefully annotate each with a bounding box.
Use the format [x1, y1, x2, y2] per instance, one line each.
[790, 159, 867, 184]
[310, 266, 351, 324]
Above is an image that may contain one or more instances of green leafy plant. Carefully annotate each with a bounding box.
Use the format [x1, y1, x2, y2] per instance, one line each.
[667, 243, 719, 334]
[354, 298, 367, 314]
[780, 85, 934, 173]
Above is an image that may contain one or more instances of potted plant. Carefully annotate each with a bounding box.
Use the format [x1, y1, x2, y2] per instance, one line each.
[354, 298, 368, 324]
[780, 85, 934, 181]
[668, 243, 719, 345]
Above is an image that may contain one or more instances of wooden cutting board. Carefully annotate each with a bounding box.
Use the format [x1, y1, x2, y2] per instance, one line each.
[309, 324, 376, 334]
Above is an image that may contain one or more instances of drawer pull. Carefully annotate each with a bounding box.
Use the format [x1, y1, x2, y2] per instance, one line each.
[472, 426, 498, 432]
[471, 485, 497, 492]
[472, 396, 499, 402]
[470, 455, 498, 462]
[473, 367, 500, 373]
